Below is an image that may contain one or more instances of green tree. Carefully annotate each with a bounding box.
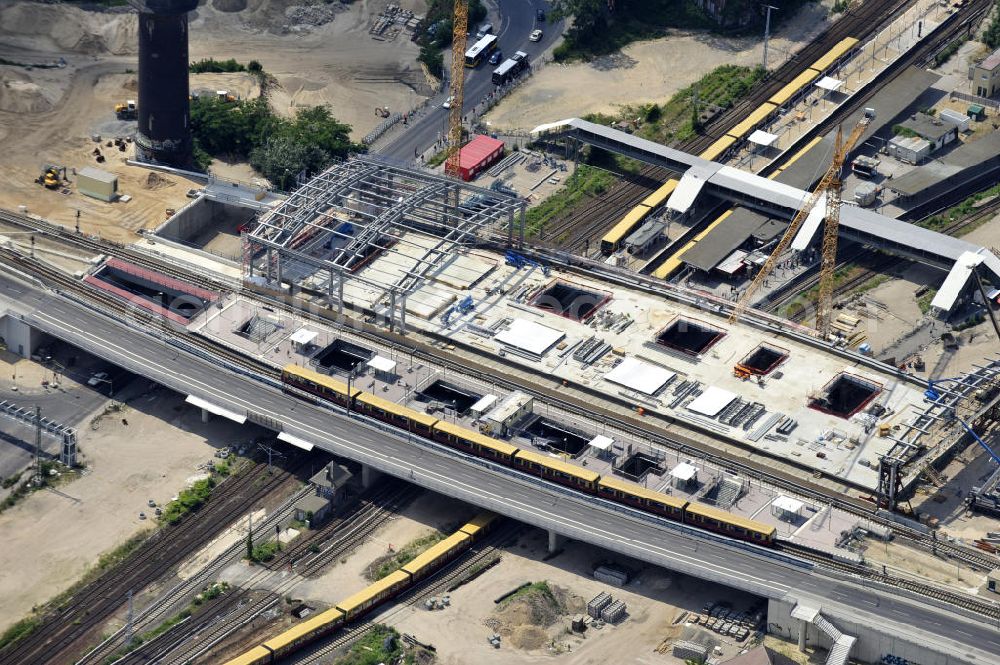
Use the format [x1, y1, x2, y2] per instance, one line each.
[985, 3, 1000, 49]
[250, 135, 328, 191]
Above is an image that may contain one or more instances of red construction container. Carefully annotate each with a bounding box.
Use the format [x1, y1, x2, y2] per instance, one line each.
[447, 134, 505, 181]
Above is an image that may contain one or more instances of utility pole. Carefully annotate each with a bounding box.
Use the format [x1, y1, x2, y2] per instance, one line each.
[75, 209, 81, 234]
[257, 442, 285, 474]
[762, 5, 778, 71]
[125, 590, 135, 646]
[33, 405, 42, 485]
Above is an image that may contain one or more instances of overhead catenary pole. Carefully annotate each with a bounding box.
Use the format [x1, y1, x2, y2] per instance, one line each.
[762, 5, 778, 71]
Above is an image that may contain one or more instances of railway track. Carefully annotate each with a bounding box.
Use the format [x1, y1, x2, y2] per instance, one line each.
[778, 542, 1000, 619]
[540, 0, 920, 252]
[764, 196, 1000, 320]
[286, 523, 518, 665]
[0, 460, 301, 665]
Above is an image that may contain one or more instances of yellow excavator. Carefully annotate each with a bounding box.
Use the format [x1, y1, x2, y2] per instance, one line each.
[38, 164, 66, 190]
[114, 100, 137, 120]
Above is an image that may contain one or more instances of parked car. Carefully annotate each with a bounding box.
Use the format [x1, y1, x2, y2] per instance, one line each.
[529, 29, 543, 42]
[87, 371, 109, 387]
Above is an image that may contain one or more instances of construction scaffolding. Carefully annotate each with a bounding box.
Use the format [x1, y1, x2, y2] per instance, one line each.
[242, 157, 525, 333]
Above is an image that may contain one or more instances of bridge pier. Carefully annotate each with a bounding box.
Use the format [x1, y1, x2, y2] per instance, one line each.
[201, 407, 211, 423]
[0, 314, 46, 358]
[548, 529, 563, 553]
[798, 619, 808, 651]
[361, 463, 381, 488]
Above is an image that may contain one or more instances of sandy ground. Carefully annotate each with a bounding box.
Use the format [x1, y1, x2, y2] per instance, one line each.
[485, 0, 837, 131]
[388, 529, 760, 665]
[0, 0, 430, 241]
[0, 386, 238, 633]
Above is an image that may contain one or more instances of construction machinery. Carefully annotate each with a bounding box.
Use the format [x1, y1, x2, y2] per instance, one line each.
[444, 0, 470, 177]
[114, 100, 137, 120]
[729, 108, 875, 337]
[37, 164, 66, 190]
[505, 250, 550, 276]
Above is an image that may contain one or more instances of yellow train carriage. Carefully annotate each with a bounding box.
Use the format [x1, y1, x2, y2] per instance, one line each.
[354, 391, 438, 435]
[220, 645, 274, 665]
[401, 531, 471, 581]
[684, 501, 776, 544]
[262, 607, 346, 659]
[809, 37, 859, 74]
[725, 102, 778, 142]
[640, 180, 678, 209]
[767, 69, 820, 108]
[698, 135, 737, 162]
[281, 364, 360, 406]
[459, 511, 498, 538]
[432, 420, 519, 464]
[336, 569, 411, 621]
[512, 449, 600, 491]
[600, 204, 652, 255]
[597, 475, 688, 520]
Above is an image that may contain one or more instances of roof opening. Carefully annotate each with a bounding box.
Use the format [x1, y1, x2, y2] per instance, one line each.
[809, 373, 882, 418]
[523, 417, 589, 457]
[313, 339, 372, 374]
[656, 317, 726, 355]
[414, 380, 482, 414]
[736, 343, 789, 376]
[530, 280, 611, 322]
[615, 452, 664, 484]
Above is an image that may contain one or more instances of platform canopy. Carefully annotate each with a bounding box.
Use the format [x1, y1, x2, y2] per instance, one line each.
[816, 76, 843, 92]
[604, 357, 676, 396]
[494, 318, 565, 356]
[367, 355, 397, 374]
[687, 386, 737, 417]
[290, 328, 318, 346]
[588, 434, 614, 451]
[930, 250, 984, 312]
[670, 462, 698, 482]
[773, 495, 804, 514]
[748, 130, 778, 147]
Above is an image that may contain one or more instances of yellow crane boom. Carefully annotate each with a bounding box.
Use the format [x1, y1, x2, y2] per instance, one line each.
[729, 108, 875, 334]
[445, 0, 469, 175]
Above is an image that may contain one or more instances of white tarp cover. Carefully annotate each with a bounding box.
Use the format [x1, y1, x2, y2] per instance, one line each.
[185, 395, 247, 424]
[748, 130, 778, 147]
[816, 76, 843, 92]
[687, 386, 737, 417]
[588, 434, 614, 451]
[470, 394, 498, 415]
[289, 329, 318, 345]
[494, 318, 565, 356]
[604, 357, 676, 395]
[930, 250, 984, 311]
[773, 495, 804, 514]
[367, 355, 397, 373]
[670, 462, 698, 481]
[790, 192, 828, 251]
[278, 431, 315, 452]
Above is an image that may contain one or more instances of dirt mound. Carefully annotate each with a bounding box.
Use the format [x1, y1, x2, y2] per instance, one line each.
[0, 70, 55, 113]
[144, 172, 175, 190]
[0, 2, 138, 55]
[510, 625, 549, 650]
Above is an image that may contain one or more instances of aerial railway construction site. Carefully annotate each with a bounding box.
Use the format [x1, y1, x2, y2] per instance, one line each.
[1, 0, 1000, 664]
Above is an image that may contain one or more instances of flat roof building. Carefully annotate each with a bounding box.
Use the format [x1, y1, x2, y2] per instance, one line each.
[897, 112, 958, 151]
[970, 47, 1000, 98]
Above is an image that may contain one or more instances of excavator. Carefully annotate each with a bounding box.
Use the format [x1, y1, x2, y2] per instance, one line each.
[37, 164, 66, 190]
[114, 100, 137, 120]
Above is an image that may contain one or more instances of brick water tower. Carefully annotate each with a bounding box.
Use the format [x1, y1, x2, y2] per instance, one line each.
[131, 0, 198, 168]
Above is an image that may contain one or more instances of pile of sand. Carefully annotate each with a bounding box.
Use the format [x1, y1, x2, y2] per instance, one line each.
[486, 582, 583, 650]
[0, 2, 138, 55]
[0, 70, 55, 113]
[510, 625, 549, 650]
[144, 172, 175, 190]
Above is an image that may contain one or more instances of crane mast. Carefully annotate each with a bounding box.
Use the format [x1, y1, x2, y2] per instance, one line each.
[729, 109, 874, 336]
[445, 0, 469, 175]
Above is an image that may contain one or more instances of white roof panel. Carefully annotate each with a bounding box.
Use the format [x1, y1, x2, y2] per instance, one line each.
[588, 434, 614, 451]
[816, 76, 843, 92]
[687, 386, 737, 417]
[185, 395, 247, 424]
[668, 163, 723, 214]
[748, 130, 779, 147]
[278, 431, 315, 451]
[931, 251, 984, 311]
[289, 329, 318, 345]
[791, 192, 827, 251]
[367, 355, 397, 373]
[670, 462, 698, 481]
[604, 357, 675, 395]
[470, 394, 498, 414]
[494, 319, 565, 356]
[709, 166, 807, 212]
[773, 495, 804, 513]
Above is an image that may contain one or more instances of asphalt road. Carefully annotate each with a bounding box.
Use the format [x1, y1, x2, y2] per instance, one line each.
[2, 275, 998, 663]
[378, 0, 562, 162]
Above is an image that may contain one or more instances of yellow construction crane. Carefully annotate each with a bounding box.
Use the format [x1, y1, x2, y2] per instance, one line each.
[729, 108, 875, 336]
[444, 0, 470, 176]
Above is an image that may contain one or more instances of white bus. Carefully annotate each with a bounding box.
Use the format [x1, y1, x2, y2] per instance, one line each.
[465, 34, 498, 68]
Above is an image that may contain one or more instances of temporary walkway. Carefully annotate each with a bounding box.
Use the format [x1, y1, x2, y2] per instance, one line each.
[531, 117, 1000, 287]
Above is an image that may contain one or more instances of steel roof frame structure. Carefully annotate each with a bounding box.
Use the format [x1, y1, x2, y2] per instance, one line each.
[244, 157, 525, 332]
